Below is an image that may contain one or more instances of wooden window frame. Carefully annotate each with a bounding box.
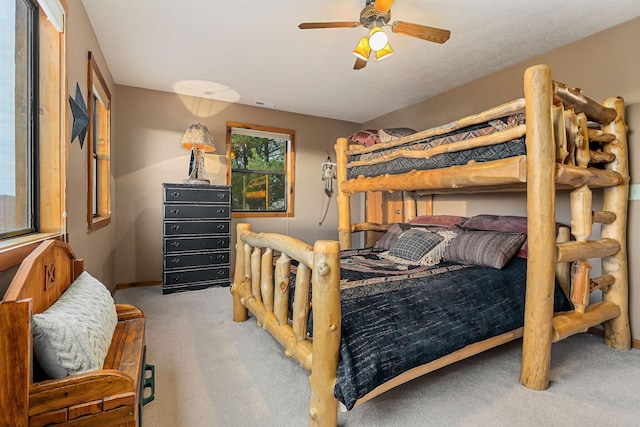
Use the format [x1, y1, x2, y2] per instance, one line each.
[0, 1, 68, 269]
[226, 122, 295, 218]
[86, 51, 111, 231]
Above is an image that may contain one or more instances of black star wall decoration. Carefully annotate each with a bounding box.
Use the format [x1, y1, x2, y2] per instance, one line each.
[68, 82, 89, 148]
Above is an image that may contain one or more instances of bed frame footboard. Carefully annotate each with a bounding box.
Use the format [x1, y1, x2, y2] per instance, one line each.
[231, 223, 342, 426]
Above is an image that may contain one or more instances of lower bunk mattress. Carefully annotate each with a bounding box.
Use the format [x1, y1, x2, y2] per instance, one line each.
[310, 248, 570, 410]
[347, 114, 526, 180]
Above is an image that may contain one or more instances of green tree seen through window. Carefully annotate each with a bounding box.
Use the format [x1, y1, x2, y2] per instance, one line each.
[227, 123, 294, 217]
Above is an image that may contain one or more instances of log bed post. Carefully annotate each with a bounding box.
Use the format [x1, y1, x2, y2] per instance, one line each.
[336, 137, 352, 249]
[600, 97, 631, 349]
[520, 64, 556, 390]
[231, 223, 250, 322]
[308, 240, 341, 427]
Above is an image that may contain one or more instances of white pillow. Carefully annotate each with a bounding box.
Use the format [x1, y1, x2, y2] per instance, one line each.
[32, 271, 117, 378]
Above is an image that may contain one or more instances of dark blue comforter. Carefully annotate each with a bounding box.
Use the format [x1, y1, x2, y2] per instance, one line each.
[331, 252, 570, 409]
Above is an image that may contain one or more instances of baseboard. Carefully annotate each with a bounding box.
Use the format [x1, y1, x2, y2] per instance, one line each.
[114, 280, 162, 292]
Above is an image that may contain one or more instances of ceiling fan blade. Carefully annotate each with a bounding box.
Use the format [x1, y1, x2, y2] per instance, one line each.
[391, 21, 451, 44]
[373, 0, 394, 13]
[353, 57, 367, 70]
[298, 22, 360, 29]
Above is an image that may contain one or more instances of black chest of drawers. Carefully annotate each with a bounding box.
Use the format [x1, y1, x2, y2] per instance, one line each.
[162, 183, 231, 294]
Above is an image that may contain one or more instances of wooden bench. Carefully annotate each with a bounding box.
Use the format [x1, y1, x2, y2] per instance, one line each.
[0, 240, 154, 426]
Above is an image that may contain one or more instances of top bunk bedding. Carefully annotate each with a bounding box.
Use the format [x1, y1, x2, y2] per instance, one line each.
[346, 114, 527, 180]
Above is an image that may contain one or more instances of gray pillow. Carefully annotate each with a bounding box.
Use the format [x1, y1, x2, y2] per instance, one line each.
[374, 223, 449, 250]
[383, 227, 455, 266]
[443, 226, 526, 269]
[32, 271, 118, 378]
[374, 223, 406, 250]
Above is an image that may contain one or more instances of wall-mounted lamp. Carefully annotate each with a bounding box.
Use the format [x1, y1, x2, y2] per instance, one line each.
[352, 26, 393, 63]
[181, 123, 215, 184]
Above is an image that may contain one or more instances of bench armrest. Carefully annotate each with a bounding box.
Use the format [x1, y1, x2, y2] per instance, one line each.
[116, 303, 144, 320]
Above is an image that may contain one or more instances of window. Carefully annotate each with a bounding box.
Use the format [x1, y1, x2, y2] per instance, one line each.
[226, 122, 295, 218]
[87, 51, 111, 230]
[0, 0, 38, 240]
[0, 0, 66, 269]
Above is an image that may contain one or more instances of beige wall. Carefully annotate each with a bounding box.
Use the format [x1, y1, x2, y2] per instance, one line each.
[113, 86, 359, 285]
[64, 0, 117, 287]
[363, 17, 640, 340]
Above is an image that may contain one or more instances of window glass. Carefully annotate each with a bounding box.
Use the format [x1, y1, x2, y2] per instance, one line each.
[87, 52, 111, 230]
[227, 123, 295, 217]
[0, 0, 37, 239]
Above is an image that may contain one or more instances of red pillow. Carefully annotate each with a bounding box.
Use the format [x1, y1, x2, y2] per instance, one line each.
[348, 130, 380, 147]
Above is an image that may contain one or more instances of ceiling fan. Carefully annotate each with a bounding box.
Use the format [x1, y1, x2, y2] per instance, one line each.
[298, 0, 451, 70]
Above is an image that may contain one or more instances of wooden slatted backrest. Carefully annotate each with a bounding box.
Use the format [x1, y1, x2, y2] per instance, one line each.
[3, 240, 83, 313]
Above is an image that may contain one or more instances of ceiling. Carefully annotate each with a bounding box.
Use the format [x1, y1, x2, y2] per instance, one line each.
[82, 0, 640, 124]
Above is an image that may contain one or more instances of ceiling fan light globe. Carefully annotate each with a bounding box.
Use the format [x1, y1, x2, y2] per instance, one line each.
[368, 26, 388, 51]
[353, 37, 371, 61]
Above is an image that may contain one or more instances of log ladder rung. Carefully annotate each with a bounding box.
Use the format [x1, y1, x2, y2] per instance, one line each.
[552, 301, 620, 342]
[555, 238, 620, 263]
[592, 210, 616, 225]
[590, 274, 615, 292]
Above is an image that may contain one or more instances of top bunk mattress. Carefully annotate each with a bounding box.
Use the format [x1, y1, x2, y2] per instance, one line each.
[347, 114, 526, 180]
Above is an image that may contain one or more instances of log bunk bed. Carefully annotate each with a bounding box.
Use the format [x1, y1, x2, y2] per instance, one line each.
[230, 64, 631, 426]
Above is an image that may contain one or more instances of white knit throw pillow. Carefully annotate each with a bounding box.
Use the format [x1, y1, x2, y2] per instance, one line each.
[32, 271, 117, 378]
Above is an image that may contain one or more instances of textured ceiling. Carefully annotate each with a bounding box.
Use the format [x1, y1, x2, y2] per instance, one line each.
[82, 0, 640, 123]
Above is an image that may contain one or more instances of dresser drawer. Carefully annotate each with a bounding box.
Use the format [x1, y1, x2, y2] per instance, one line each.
[164, 205, 230, 220]
[164, 236, 230, 253]
[164, 220, 230, 236]
[163, 266, 230, 286]
[164, 187, 230, 204]
[164, 251, 229, 269]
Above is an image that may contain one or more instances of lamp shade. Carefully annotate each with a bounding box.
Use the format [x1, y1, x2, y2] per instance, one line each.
[374, 43, 394, 61]
[352, 37, 371, 61]
[180, 123, 215, 152]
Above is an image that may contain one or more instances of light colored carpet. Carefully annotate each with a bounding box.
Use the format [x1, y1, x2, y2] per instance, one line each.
[114, 285, 640, 427]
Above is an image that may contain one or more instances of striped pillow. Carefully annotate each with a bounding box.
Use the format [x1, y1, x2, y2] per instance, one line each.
[443, 226, 526, 269]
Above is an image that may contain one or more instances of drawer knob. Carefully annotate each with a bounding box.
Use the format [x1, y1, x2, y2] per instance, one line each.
[171, 192, 180, 197]
[171, 242, 180, 247]
[216, 224, 224, 230]
[217, 209, 225, 214]
[171, 258, 180, 264]
[171, 225, 180, 231]
[171, 209, 180, 214]
[217, 193, 225, 199]
[172, 274, 183, 281]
